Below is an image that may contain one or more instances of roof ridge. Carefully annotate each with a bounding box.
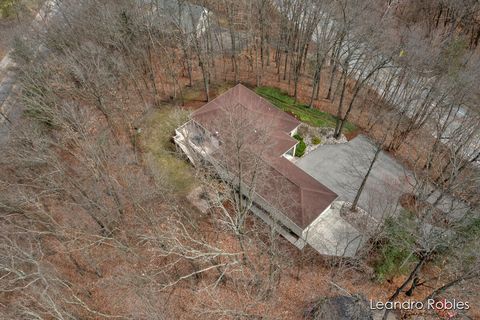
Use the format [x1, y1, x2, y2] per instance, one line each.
[241, 85, 300, 124]
[192, 84, 241, 115]
[270, 158, 337, 199]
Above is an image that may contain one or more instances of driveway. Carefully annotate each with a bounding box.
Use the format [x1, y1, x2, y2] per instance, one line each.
[296, 135, 412, 220]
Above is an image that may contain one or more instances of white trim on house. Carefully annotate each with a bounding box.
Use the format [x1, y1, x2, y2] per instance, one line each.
[281, 124, 300, 160]
[290, 125, 299, 137]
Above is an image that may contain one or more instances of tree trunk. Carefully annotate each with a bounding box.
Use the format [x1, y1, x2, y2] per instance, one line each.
[351, 144, 381, 210]
[382, 254, 430, 320]
[333, 71, 347, 138]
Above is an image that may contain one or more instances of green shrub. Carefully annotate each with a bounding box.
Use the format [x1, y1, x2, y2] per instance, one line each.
[375, 245, 415, 282]
[295, 141, 306, 157]
[293, 133, 303, 141]
[460, 217, 480, 240]
[374, 214, 418, 282]
[293, 134, 306, 157]
[312, 136, 321, 145]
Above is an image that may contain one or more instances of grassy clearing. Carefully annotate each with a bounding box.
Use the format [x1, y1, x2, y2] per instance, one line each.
[256, 86, 357, 133]
[181, 86, 204, 102]
[142, 106, 195, 195]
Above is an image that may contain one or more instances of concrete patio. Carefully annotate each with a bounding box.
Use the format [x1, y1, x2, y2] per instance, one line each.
[303, 201, 366, 257]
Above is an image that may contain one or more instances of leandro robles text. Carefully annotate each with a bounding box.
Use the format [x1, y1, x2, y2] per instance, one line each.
[370, 299, 470, 311]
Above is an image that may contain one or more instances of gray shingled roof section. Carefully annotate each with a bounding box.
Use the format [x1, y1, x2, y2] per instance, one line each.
[191, 84, 338, 229]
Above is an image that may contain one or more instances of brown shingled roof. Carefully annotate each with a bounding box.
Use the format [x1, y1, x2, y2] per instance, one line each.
[192, 84, 337, 229]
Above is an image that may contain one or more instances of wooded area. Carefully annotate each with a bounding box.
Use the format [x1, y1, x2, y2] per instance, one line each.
[0, 0, 479, 319]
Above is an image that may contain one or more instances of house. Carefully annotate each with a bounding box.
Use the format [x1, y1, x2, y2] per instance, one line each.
[174, 84, 338, 249]
[140, 0, 210, 36]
